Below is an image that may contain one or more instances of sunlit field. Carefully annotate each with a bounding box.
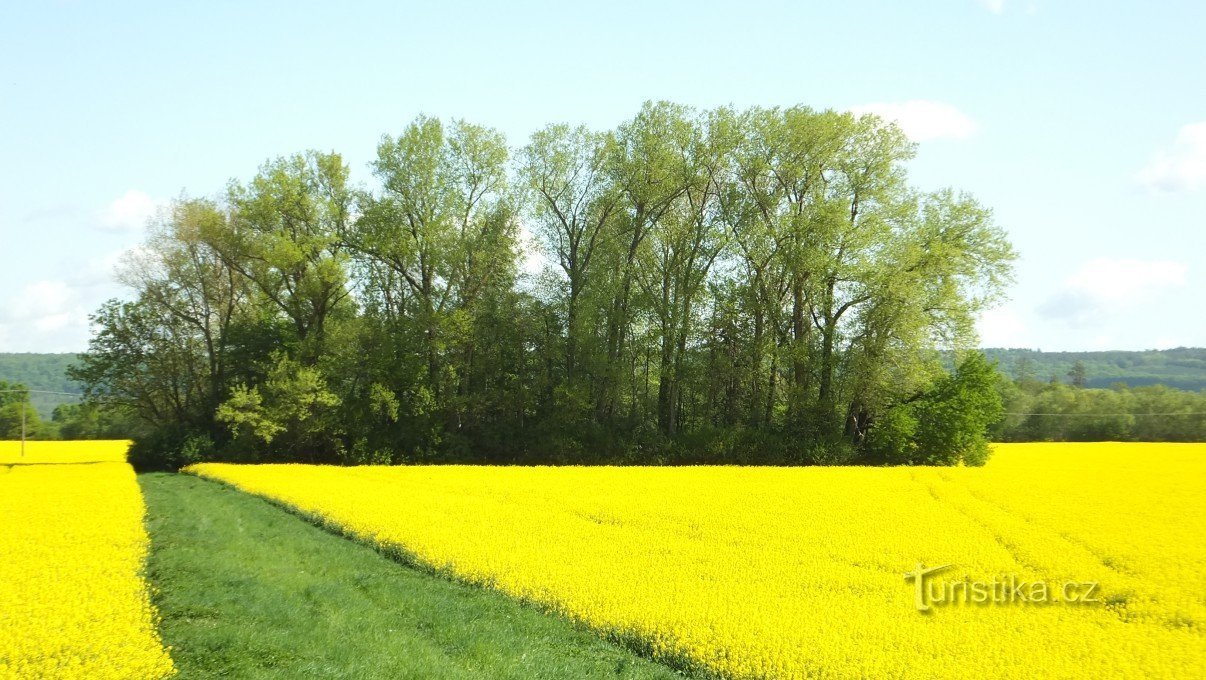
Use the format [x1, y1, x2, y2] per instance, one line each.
[0, 444, 173, 679]
[0, 439, 130, 464]
[189, 443, 1206, 680]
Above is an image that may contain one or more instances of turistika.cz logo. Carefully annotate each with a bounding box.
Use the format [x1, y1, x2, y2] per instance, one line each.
[904, 563, 1101, 613]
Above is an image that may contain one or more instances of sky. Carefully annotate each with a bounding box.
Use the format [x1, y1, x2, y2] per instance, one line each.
[1, 0, 1203, 353]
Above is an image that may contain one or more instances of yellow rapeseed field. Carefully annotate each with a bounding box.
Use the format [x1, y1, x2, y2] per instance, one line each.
[0, 443, 174, 679]
[0, 439, 130, 464]
[189, 443, 1206, 679]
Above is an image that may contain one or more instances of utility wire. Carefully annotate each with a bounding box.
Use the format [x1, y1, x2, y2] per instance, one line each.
[1003, 412, 1206, 417]
[0, 389, 84, 397]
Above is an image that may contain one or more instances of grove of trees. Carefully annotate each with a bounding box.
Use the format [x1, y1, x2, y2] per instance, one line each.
[70, 102, 1018, 469]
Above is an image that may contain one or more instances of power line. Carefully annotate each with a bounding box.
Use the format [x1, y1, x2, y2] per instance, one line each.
[1003, 412, 1206, 417]
[0, 389, 84, 397]
[0, 389, 86, 458]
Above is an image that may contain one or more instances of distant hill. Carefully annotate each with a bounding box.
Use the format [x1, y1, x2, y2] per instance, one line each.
[0, 353, 84, 418]
[983, 347, 1206, 391]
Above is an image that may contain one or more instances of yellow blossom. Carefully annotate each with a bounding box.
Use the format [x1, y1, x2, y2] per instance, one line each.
[1, 442, 174, 679]
[190, 443, 1206, 679]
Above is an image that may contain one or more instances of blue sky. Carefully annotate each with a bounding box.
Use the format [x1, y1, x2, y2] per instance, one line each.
[1, 0, 1203, 352]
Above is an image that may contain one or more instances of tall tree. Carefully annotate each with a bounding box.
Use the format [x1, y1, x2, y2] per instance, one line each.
[120, 198, 248, 423]
[596, 101, 695, 422]
[350, 116, 517, 443]
[519, 124, 621, 385]
[1068, 360, 1088, 388]
[636, 108, 734, 434]
[220, 151, 354, 362]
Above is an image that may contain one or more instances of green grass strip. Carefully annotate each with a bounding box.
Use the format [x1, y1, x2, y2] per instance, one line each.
[140, 472, 690, 679]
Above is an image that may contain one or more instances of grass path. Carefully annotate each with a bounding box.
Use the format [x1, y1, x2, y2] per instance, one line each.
[140, 473, 690, 679]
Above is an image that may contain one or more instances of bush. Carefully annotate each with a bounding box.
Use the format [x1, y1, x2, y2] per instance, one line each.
[337, 438, 393, 466]
[803, 438, 857, 466]
[864, 407, 919, 465]
[127, 430, 213, 471]
[865, 352, 1003, 466]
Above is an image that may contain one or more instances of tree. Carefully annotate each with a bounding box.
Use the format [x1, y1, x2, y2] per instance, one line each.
[219, 151, 354, 362]
[913, 352, 1005, 466]
[519, 124, 621, 386]
[595, 102, 697, 423]
[69, 298, 213, 434]
[51, 402, 135, 440]
[868, 352, 1004, 466]
[637, 107, 734, 434]
[216, 354, 340, 458]
[1068, 360, 1088, 388]
[120, 198, 249, 425]
[0, 382, 41, 439]
[349, 116, 518, 452]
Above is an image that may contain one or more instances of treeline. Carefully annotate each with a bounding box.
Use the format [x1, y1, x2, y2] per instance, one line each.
[72, 102, 1018, 469]
[0, 382, 132, 440]
[992, 379, 1206, 442]
[985, 347, 1206, 392]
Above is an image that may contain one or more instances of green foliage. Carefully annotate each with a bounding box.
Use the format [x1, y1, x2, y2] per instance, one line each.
[216, 354, 340, 451]
[803, 438, 858, 466]
[0, 400, 42, 439]
[993, 381, 1206, 442]
[0, 381, 45, 438]
[1068, 360, 1088, 388]
[984, 347, 1206, 391]
[51, 402, 136, 439]
[867, 352, 1003, 466]
[128, 430, 212, 471]
[912, 352, 1003, 466]
[865, 407, 919, 464]
[73, 103, 1023, 467]
[0, 354, 81, 417]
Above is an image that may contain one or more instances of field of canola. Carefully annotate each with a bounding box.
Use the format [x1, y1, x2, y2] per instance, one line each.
[0, 439, 131, 465]
[0, 442, 174, 679]
[189, 443, 1206, 680]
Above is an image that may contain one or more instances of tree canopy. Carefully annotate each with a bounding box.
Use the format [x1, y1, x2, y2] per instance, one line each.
[71, 102, 1019, 468]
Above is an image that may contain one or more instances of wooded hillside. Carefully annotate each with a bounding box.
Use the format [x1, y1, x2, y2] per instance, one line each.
[0, 353, 82, 417]
[985, 347, 1206, 391]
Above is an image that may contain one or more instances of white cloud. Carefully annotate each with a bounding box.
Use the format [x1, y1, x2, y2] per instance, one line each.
[977, 305, 1028, 348]
[979, 0, 1006, 14]
[34, 312, 74, 333]
[1136, 122, 1206, 192]
[849, 100, 977, 142]
[71, 247, 141, 288]
[1038, 258, 1189, 326]
[0, 279, 92, 352]
[98, 189, 160, 232]
[0, 243, 140, 352]
[1, 280, 73, 322]
[1063, 258, 1188, 304]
